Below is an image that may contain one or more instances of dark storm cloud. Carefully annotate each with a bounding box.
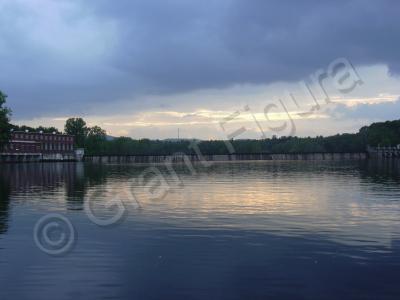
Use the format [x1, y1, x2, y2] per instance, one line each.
[1, 0, 400, 118]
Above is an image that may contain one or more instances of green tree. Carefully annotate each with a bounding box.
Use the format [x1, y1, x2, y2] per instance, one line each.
[85, 126, 107, 154]
[36, 126, 61, 134]
[10, 124, 61, 134]
[64, 118, 88, 148]
[0, 91, 12, 151]
[87, 126, 106, 138]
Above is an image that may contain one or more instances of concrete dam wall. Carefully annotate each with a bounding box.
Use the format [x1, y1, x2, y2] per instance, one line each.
[0, 153, 77, 163]
[85, 152, 368, 164]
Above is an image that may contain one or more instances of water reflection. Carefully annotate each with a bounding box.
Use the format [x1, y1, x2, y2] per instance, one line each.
[0, 160, 399, 238]
[0, 163, 113, 212]
[0, 176, 10, 235]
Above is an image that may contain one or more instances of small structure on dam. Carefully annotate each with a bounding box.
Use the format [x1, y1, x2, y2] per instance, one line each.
[367, 145, 400, 159]
[0, 131, 82, 162]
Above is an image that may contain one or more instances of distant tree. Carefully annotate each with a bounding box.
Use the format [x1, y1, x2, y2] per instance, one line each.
[10, 124, 35, 132]
[85, 126, 107, 154]
[57, 118, 400, 155]
[64, 118, 88, 148]
[87, 126, 106, 138]
[10, 124, 61, 134]
[360, 120, 400, 146]
[0, 91, 12, 151]
[36, 126, 61, 134]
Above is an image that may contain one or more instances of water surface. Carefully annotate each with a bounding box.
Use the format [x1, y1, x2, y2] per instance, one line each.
[1, 161, 400, 299]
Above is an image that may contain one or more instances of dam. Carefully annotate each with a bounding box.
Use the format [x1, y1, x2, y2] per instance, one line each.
[4, 148, 400, 164]
[84, 152, 368, 164]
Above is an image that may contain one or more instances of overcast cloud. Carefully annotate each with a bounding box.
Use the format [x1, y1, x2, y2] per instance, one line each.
[0, 0, 399, 137]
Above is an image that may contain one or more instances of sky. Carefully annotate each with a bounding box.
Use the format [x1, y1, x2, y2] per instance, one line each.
[1, 0, 399, 139]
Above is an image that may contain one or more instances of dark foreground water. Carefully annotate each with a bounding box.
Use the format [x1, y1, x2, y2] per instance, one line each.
[1, 160, 400, 299]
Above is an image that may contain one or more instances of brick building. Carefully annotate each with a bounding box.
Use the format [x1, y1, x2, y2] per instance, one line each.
[2, 131, 74, 154]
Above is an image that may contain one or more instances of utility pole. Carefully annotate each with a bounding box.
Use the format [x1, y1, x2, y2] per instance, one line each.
[178, 128, 180, 140]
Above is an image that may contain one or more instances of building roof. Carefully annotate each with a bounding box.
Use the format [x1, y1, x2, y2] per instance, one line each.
[11, 131, 74, 137]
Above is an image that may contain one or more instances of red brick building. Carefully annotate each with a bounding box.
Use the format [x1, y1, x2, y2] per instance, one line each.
[2, 131, 74, 154]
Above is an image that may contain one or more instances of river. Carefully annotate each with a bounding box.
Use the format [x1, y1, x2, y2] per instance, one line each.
[1, 160, 400, 299]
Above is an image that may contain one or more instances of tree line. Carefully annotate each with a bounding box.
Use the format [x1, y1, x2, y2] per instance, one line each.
[1, 90, 399, 155]
[59, 118, 400, 155]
